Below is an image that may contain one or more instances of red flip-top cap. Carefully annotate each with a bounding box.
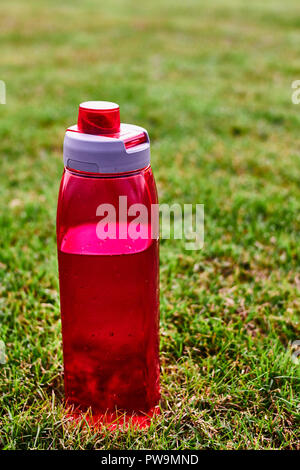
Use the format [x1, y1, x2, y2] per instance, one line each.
[77, 101, 120, 135]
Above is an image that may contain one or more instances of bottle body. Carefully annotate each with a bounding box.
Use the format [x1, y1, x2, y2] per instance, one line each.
[57, 166, 160, 416]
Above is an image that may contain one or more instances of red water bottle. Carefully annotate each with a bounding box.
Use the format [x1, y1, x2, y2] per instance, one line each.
[57, 102, 160, 425]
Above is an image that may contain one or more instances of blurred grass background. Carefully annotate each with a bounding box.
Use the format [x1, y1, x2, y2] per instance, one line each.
[0, 0, 300, 449]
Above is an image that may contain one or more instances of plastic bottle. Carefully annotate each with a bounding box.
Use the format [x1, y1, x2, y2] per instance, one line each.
[56, 102, 160, 425]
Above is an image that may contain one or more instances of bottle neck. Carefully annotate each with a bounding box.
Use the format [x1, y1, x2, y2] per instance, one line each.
[65, 164, 151, 179]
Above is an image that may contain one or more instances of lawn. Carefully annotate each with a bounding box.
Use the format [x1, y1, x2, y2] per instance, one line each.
[0, 0, 300, 450]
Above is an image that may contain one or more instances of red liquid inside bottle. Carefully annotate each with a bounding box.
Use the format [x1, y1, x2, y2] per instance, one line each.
[57, 102, 160, 426]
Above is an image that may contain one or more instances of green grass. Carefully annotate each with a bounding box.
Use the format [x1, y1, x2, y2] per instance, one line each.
[0, 0, 300, 450]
